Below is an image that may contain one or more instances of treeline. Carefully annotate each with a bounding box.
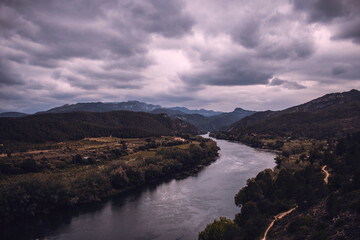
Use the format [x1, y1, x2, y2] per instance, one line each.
[215, 90, 360, 141]
[231, 104, 360, 139]
[0, 111, 199, 143]
[0, 137, 219, 225]
[199, 132, 360, 240]
[0, 139, 188, 176]
[323, 132, 360, 219]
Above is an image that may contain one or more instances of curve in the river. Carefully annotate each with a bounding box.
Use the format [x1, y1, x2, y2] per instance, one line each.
[6, 134, 276, 240]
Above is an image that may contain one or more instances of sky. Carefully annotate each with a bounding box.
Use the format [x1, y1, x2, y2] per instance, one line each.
[1, 0, 360, 113]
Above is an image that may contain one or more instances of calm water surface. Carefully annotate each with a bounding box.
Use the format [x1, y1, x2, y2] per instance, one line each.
[11, 134, 275, 240]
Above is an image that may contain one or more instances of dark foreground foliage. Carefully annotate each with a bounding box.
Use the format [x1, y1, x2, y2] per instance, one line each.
[199, 132, 360, 240]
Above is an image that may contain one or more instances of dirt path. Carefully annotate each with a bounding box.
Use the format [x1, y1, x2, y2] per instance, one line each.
[0, 149, 52, 158]
[261, 206, 298, 240]
[322, 165, 330, 184]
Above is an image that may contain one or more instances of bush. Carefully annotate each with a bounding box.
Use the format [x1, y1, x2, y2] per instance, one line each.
[72, 154, 83, 164]
[199, 217, 240, 240]
[20, 158, 40, 172]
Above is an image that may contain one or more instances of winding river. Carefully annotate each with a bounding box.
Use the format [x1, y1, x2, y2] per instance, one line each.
[7, 134, 275, 240]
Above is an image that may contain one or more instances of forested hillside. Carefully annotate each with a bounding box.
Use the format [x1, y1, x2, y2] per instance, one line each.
[172, 108, 255, 132]
[215, 89, 360, 140]
[0, 111, 199, 143]
[201, 89, 360, 240]
[200, 132, 360, 240]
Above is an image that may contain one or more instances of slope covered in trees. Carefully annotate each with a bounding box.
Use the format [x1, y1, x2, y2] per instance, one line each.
[200, 132, 360, 240]
[216, 89, 360, 140]
[171, 108, 255, 132]
[0, 111, 199, 143]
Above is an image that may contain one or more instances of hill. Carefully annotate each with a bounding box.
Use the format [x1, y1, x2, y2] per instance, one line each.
[0, 112, 28, 118]
[173, 108, 255, 132]
[167, 107, 224, 117]
[37, 101, 225, 117]
[37, 101, 162, 114]
[218, 89, 360, 140]
[0, 111, 199, 143]
[149, 108, 186, 116]
[15, 100, 256, 132]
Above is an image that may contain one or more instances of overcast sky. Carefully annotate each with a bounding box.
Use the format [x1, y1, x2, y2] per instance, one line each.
[1, 0, 360, 113]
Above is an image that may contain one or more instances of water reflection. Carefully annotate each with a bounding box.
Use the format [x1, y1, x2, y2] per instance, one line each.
[3, 135, 275, 240]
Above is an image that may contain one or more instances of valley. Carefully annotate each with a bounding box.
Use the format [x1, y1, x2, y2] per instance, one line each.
[1, 89, 360, 240]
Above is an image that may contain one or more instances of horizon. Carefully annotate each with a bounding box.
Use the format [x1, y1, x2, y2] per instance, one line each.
[1, 88, 358, 115]
[1, 0, 360, 113]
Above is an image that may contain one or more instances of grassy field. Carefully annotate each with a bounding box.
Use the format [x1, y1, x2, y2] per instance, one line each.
[0, 136, 194, 172]
[0, 135, 219, 224]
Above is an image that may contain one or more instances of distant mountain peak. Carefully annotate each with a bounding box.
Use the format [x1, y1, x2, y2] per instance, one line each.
[0, 112, 28, 118]
[37, 101, 162, 114]
[167, 107, 224, 117]
[234, 107, 246, 112]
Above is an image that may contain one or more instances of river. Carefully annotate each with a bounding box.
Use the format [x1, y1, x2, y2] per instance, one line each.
[7, 134, 275, 240]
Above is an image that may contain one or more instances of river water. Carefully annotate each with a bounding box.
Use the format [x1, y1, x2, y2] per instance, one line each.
[9, 134, 275, 240]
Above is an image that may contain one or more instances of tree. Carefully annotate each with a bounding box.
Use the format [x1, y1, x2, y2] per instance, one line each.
[199, 217, 240, 240]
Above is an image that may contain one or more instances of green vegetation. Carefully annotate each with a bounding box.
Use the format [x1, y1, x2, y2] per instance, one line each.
[0, 110, 199, 143]
[199, 132, 360, 240]
[199, 217, 240, 240]
[0, 135, 219, 224]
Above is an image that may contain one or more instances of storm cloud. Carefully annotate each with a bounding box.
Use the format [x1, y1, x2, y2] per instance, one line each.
[0, 0, 359, 113]
[181, 55, 273, 87]
[268, 78, 306, 90]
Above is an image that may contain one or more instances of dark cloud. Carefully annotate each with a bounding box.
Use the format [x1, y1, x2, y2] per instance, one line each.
[0, 0, 194, 74]
[127, 0, 195, 38]
[292, 0, 360, 45]
[332, 20, 360, 44]
[0, 59, 24, 86]
[292, 0, 348, 23]
[231, 19, 261, 49]
[268, 78, 306, 90]
[228, 10, 316, 61]
[0, 0, 359, 113]
[101, 55, 154, 71]
[258, 38, 315, 60]
[0, 88, 26, 100]
[181, 56, 273, 86]
[331, 63, 350, 75]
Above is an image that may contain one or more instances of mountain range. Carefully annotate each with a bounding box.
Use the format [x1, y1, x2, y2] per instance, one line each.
[2, 89, 359, 140]
[0, 112, 28, 118]
[0, 101, 255, 132]
[216, 89, 360, 140]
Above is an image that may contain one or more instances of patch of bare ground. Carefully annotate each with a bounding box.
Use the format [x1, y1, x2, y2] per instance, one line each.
[322, 165, 330, 184]
[267, 198, 360, 240]
[262, 206, 297, 240]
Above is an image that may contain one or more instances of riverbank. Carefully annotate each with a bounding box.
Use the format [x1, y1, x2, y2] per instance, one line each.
[0, 135, 219, 226]
[200, 134, 329, 239]
[1, 132, 277, 240]
[200, 132, 360, 240]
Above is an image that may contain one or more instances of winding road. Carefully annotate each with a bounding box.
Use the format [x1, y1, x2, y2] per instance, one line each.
[322, 165, 330, 184]
[262, 165, 331, 239]
[261, 206, 298, 240]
